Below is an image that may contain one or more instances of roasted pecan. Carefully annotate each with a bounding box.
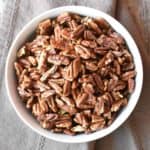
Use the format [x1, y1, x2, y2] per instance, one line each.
[64, 129, 75, 135]
[91, 114, 105, 123]
[61, 28, 72, 40]
[57, 12, 71, 24]
[37, 113, 58, 122]
[103, 110, 111, 119]
[48, 55, 70, 65]
[39, 99, 49, 113]
[50, 37, 73, 51]
[17, 46, 26, 58]
[41, 90, 55, 98]
[97, 35, 118, 50]
[14, 62, 23, 77]
[32, 103, 43, 116]
[71, 80, 78, 89]
[26, 35, 50, 52]
[50, 72, 61, 79]
[71, 125, 85, 132]
[85, 61, 98, 71]
[55, 98, 77, 115]
[29, 69, 41, 81]
[62, 58, 80, 81]
[74, 113, 89, 128]
[33, 81, 50, 92]
[77, 104, 94, 109]
[14, 12, 136, 135]
[55, 120, 72, 129]
[72, 57, 81, 78]
[52, 128, 63, 133]
[114, 60, 121, 75]
[37, 19, 51, 35]
[40, 120, 54, 129]
[40, 65, 58, 81]
[94, 97, 105, 115]
[19, 68, 27, 82]
[71, 25, 85, 38]
[19, 58, 31, 68]
[61, 96, 75, 107]
[71, 89, 79, 100]
[122, 71, 136, 81]
[105, 52, 114, 65]
[83, 110, 91, 118]
[17, 86, 32, 98]
[84, 30, 96, 40]
[27, 56, 37, 66]
[68, 20, 78, 30]
[81, 40, 97, 48]
[87, 18, 102, 34]
[113, 81, 126, 91]
[90, 114, 105, 131]
[54, 25, 62, 41]
[48, 81, 62, 95]
[128, 78, 135, 93]
[60, 49, 77, 58]
[37, 50, 47, 71]
[58, 114, 71, 120]
[20, 75, 31, 89]
[111, 91, 124, 101]
[111, 98, 127, 112]
[26, 96, 34, 109]
[76, 92, 88, 107]
[75, 45, 91, 59]
[63, 80, 71, 96]
[79, 74, 95, 85]
[62, 63, 74, 81]
[110, 32, 124, 44]
[92, 73, 104, 92]
[47, 96, 58, 112]
[95, 18, 110, 29]
[82, 83, 94, 94]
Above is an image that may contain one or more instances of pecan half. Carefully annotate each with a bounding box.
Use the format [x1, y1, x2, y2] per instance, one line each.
[63, 80, 71, 96]
[48, 81, 62, 95]
[75, 45, 91, 59]
[57, 12, 71, 24]
[72, 57, 81, 78]
[47, 96, 58, 112]
[94, 97, 105, 115]
[48, 55, 70, 65]
[71, 25, 85, 38]
[37, 19, 51, 35]
[92, 73, 104, 92]
[87, 18, 102, 34]
[40, 65, 57, 81]
[17, 46, 26, 58]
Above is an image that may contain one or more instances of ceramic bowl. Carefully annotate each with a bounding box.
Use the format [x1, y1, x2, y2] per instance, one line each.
[5, 6, 143, 143]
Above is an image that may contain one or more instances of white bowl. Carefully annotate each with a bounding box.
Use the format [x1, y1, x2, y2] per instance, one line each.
[5, 6, 143, 143]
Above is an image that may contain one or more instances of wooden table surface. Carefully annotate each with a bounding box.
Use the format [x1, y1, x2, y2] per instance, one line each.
[0, 0, 150, 150]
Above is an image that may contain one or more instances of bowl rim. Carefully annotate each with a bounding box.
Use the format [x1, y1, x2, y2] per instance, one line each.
[5, 5, 143, 143]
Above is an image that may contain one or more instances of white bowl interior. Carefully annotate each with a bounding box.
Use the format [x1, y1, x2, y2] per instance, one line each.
[5, 6, 143, 143]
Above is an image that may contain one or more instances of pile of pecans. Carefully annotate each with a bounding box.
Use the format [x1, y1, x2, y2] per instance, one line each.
[14, 12, 136, 135]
